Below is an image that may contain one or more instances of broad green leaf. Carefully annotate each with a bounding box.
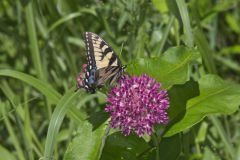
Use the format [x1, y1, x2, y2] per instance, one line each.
[64, 121, 108, 160]
[87, 111, 109, 131]
[141, 134, 181, 160]
[127, 46, 199, 89]
[100, 132, 150, 160]
[167, 80, 199, 125]
[159, 134, 181, 159]
[164, 74, 240, 137]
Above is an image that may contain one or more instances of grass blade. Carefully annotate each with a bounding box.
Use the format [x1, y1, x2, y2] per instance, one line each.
[1, 103, 25, 160]
[157, 15, 175, 56]
[48, 9, 96, 33]
[209, 116, 236, 159]
[43, 88, 83, 160]
[194, 29, 217, 74]
[25, 2, 45, 80]
[0, 69, 61, 103]
[176, 0, 193, 47]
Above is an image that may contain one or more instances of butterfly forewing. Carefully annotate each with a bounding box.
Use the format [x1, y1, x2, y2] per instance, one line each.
[84, 32, 121, 69]
[80, 32, 125, 93]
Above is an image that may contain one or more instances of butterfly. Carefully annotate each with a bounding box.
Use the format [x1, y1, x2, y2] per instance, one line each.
[76, 32, 126, 93]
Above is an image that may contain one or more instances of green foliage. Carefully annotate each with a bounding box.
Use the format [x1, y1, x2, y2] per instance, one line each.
[128, 46, 200, 89]
[44, 87, 81, 159]
[165, 75, 240, 137]
[0, 145, 16, 160]
[0, 69, 60, 103]
[64, 121, 108, 160]
[1, 0, 240, 160]
[101, 132, 150, 160]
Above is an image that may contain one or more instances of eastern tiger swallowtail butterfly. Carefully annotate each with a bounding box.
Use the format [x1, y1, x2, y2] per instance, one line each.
[76, 32, 126, 93]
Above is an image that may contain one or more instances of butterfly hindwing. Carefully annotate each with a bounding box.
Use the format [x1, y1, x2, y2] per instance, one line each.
[95, 66, 124, 87]
[81, 32, 125, 93]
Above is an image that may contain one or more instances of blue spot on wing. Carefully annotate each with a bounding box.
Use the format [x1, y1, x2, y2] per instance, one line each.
[88, 75, 95, 85]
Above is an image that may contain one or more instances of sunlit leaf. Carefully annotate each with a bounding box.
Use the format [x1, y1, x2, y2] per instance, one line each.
[164, 74, 240, 137]
[127, 46, 199, 89]
[152, 0, 168, 13]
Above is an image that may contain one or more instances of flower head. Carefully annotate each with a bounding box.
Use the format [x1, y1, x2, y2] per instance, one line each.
[105, 74, 169, 137]
[76, 64, 87, 89]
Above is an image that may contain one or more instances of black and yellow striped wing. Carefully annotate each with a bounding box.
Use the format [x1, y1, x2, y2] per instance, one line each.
[82, 32, 125, 93]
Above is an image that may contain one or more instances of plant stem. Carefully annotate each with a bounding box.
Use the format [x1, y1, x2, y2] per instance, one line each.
[152, 133, 160, 160]
[98, 123, 111, 160]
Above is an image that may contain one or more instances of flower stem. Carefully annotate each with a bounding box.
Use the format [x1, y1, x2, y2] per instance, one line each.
[152, 133, 160, 160]
[98, 123, 111, 159]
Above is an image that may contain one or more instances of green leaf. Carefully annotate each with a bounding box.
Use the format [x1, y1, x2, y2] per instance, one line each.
[214, 55, 240, 73]
[48, 9, 96, 32]
[159, 134, 181, 160]
[176, 0, 193, 47]
[225, 13, 240, 34]
[87, 111, 109, 131]
[203, 147, 220, 160]
[1, 104, 25, 160]
[166, 0, 181, 22]
[127, 46, 199, 89]
[101, 132, 150, 160]
[19, 0, 30, 6]
[0, 145, 16, 160]
[25, 1, 45, 81]
[167, 80, 200, 124]
[140, 134, 181, 160]
[64, 121, 108, 160]
[152, 0, 168, 13]
[164, 74, 240, 137]
[194, 29, 217, 74]
[43, 88, 83, 160]
[195, 122, 208, 143]
[220, 45, 240, 55]
[0, 69, 61, 103]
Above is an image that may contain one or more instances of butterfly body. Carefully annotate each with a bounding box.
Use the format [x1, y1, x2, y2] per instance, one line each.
[76, 32, 125, 93]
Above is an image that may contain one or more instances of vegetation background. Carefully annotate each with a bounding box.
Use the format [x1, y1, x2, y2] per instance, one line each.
[0, 0, 240, 160]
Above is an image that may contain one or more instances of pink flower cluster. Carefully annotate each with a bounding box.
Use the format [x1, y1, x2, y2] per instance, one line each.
[105, 74, 169, 137]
